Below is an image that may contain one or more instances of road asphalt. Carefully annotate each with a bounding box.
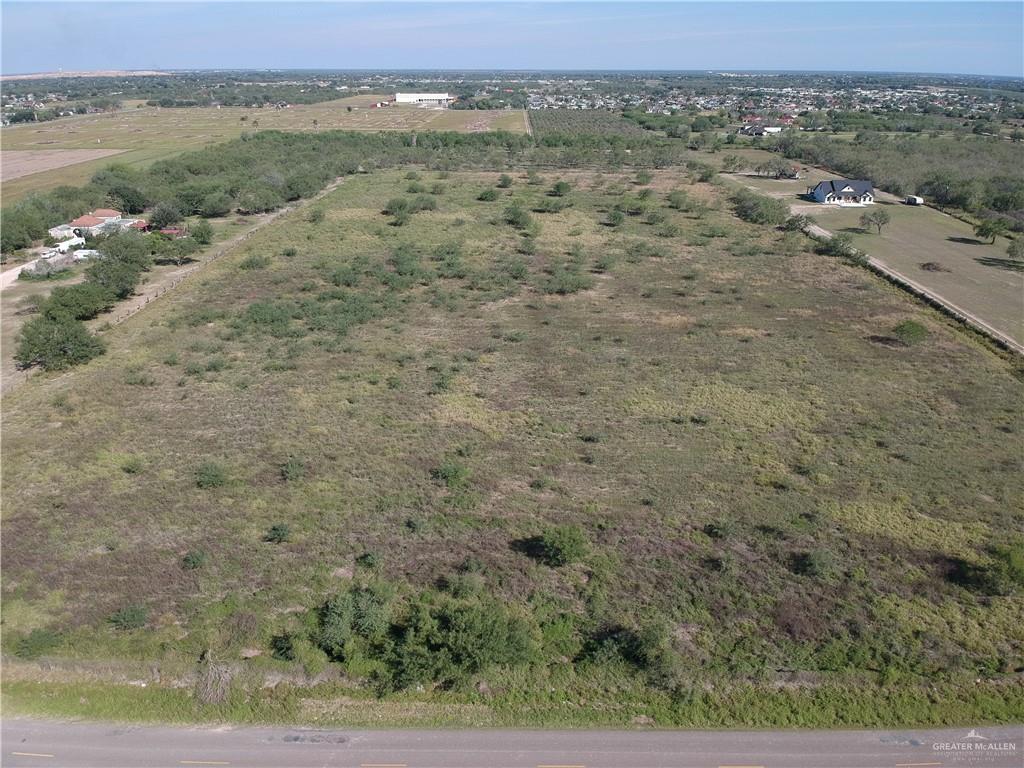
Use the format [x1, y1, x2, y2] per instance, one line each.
[2, 719, 1022, 768]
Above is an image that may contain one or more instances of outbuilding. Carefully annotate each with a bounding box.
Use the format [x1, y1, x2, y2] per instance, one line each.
[905, 195, 925, 206]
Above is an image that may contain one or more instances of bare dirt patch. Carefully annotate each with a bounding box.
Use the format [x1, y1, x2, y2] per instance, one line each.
[1, 149, 126, 181]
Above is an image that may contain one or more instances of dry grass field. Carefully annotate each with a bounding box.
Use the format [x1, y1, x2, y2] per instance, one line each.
[0, 100, 528, 202]
[0, 149, 126, 181]
[3, 166, 1022, 727]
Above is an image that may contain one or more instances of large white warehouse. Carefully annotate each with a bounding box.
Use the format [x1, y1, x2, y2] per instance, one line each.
[395, 93, 452, 106]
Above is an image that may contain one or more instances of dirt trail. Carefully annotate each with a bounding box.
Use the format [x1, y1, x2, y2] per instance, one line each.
[2, 177, 345, 395]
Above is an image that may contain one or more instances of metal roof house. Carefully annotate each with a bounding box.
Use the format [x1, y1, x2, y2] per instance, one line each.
[808, 179, 874, 205]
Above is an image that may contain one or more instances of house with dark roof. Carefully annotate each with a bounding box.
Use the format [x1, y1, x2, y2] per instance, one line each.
[808, 179, 874, 205]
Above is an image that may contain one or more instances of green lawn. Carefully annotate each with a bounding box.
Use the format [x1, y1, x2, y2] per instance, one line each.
[3, 167, 1022, 728]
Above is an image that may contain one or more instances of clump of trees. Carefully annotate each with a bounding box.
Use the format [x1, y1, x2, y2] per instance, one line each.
[730, 189, 789, 226]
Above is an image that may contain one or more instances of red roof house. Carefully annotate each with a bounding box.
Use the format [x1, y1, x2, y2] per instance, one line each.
[92, 208, 122, 219]
[70, 215, 104, 228]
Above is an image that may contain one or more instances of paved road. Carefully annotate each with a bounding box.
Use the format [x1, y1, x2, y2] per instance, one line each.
[3, 719, 1021, 768]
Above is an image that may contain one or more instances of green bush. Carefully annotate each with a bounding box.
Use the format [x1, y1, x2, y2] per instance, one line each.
[264, 524, 291, 543]
[43, 283, 114, 321]
[195, 461, 228, 489]
[15, 316, 105, 371]
[109, 605, 148, 631]
[121, 456, 144, 474]
[537, 525, 588, 566]
[550, 180, 571, 197]
[497, 174, 513, 188]
[477, 188, 499, 202]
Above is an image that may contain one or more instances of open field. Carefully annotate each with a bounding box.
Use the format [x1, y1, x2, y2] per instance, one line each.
[3, 165, 1022, 727]
[0, 101, 528, 203]
[726, 168, 1024, 347]
[0, 149, 126, 181]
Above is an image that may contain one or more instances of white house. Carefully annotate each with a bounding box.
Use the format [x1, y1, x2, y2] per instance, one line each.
[808, 179, 874, 206]
[394, 93, 452, 107]
[48, 223, 77, 241]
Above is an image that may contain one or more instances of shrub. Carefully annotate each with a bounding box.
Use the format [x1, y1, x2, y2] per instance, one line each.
[121, 456, 144, 474]
[892, 320, 928, 346]
[543, 266, 594, 295]
[15, 316, 105, 371]
[307, 208, 325, 224]
[537, 525, 588, 566]
[503, 204, 533, 229]
[604, 209, 625, 227]
[195, 461, 227, 489]
[239, 253, 270, 270]
[282, 247, 298, 257]
[407, 181, 426, 194]
[264, 524, 291, 543]
[191, 219, 214, 245]
[270, 633, 296, 661]
[497, 174, 513, 188]
[477, 188, 499, 202]
[356, 551, 380, 568]
[635, 170, 653, 185]
[181, 550, 206, 570]
[790, 549, 835, 578]
[109, 605, 148, 631]
[384, 197, 410, 215]
[316, 585, 392, 660]
[550, 181, 571, 197]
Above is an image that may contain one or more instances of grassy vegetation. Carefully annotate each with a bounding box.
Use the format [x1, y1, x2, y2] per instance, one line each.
[2, 165, 1022, 728]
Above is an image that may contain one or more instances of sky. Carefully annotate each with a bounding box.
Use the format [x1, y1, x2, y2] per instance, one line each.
[2, 1, 1022, 77]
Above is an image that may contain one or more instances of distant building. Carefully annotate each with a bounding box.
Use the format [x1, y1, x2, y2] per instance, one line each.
[905, 195, 925, 206]
[808, 179, 874, 205]
[394, 93, 452, 107]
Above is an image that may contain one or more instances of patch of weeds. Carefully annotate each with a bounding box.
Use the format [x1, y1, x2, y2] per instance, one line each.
[181, 550, 206, 570]
[14, 628, 62, 659]
[432, 459, 471, 490]
[280, 456, 306, 482]
[892, 320, 928, 346]
[121, 456, 144, 475]
[196, 461, 228, 489]
[108, 605, 148, 631]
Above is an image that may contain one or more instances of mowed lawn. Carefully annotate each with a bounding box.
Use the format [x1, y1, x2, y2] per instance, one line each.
[729, 170, 1024, 347]
[0, 100, 528, 203]
[3, 168, 1022, 727]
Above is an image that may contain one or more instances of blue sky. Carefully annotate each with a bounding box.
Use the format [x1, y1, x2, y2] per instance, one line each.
[2, 2, 1022, 77]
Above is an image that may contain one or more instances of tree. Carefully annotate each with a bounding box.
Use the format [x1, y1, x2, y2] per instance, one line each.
[191, 219, 214, 245]
[15, 316, 105, 370]
[1007, 238, 1024, 261]
[975, 218, 1009, 244]
[149, 202, 183, 230]
[860, 209, 891, 235]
